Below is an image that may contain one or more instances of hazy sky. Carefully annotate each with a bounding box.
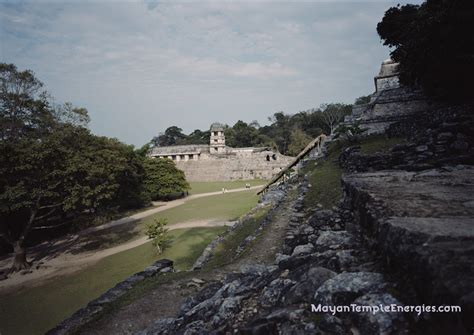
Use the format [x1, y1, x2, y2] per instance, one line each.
[1, 0, 421, 146]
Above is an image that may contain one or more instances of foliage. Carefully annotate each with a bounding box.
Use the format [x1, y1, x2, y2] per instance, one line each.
[143, 157, 190, 201]
[334, 122, 368, 143]
[180, 129, 210, 145]
[287, 128, 313, 156]
[377, 0, 474, 100]
[354, 95, 371, 106]
[145, 218, 172, 254]
[148, 103, 351, 156]
[0, 63, 151, 270]
[151, 126, 186, 146]
[319, 103, 352, 135]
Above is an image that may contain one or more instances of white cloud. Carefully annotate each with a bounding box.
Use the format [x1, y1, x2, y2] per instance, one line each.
[0, 0, 422, 146]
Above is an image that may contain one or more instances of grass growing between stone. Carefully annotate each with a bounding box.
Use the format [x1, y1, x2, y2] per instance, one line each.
[359, 135, 406, 154]
[0, 226, 226, 335]
[204, 205, 271, 268]
[189, 179, 265, 194]
[303, 135, 406, 209]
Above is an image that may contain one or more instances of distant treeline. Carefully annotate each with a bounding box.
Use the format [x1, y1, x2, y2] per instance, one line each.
[150, 98, 370, 156]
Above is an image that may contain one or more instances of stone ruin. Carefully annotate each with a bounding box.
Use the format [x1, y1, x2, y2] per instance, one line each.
[345, 59, 437, 134]
[149, 123, 294, 181]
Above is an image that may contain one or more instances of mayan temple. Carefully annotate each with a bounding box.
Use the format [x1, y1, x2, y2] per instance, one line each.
[149, 123, 294, 181]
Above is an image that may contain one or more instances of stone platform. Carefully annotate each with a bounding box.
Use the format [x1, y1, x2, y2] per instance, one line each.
[342, 167, 474, 333]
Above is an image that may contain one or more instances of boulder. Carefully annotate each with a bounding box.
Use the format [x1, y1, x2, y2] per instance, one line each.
[291, 243, 314, 256]
[314, 272, 387, 305]
[350, 293, 408, 335]
[314, 231, 354, 251]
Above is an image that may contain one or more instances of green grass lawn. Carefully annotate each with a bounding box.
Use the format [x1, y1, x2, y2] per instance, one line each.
[189, 179, 265, 194]
[141, 190, 260, 228]
[0, 226, 226, 335]
[69, 190, 259, 254]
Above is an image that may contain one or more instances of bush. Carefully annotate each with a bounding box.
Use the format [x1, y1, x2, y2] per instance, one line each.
[334, 122, 368, 143]
[143, 157, 190, 201]
[145, 218, 172, 254]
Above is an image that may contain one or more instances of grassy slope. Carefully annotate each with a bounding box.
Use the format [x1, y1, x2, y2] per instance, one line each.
[303, 141, 344, 209]
[0, 227, 226, 335]
[303, 135, 405, 209]
[0, 184, 261, 335]
[65, 187, 260, 254]
[189, 179, 265, 195]
[205, 205, 270, 269]
[140, 190, 259, 228]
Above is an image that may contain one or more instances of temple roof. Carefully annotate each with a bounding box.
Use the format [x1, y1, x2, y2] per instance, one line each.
[210, 122, 225, 131]
[150, 144, 209, 156]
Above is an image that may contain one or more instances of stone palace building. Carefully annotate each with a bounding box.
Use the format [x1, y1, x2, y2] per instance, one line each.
[149, 123, 294, 181]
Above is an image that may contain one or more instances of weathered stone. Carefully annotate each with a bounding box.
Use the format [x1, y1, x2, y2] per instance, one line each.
[286, 267, 336, 304]
[291, 243, 314, 256]
[211, 296, 243, 327]
[314, 231, 353, 251]
[275, 253, 290, 265]
[238, 319, 278, 335]
[350, 293, 408, 335]
[138, 318, 178, 335]
[415, 145, 428, 152]
[265, 308, 305, 322]
[259, 278, 296, 307]
[318, 315, 352, 334]
[180, 282, 223, 314]
[437, 132, 454, 141]
[343, 167, 474, 332]
[314, 272, 387, 305]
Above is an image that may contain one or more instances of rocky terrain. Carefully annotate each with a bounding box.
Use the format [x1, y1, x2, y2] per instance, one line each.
[136, 104, 473, 335]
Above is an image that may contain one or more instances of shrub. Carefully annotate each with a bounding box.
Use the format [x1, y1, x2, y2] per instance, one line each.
[145, 218, 172, 254]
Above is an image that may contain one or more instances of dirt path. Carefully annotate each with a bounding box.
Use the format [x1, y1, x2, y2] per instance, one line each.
[82, 186, 298, 335]
[0, 219, 235, 294]
[0, 185, 262, 293]
[79, 185, 262, 235]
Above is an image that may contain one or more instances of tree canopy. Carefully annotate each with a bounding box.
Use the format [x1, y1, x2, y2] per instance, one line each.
[143, 158, 190, 201]
[149, 102, 353, 156]
[0, 63, 189, 271]
[377, 0, 474, 100]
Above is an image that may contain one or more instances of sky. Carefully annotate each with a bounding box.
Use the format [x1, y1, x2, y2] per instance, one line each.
[0, 0, 421, 147]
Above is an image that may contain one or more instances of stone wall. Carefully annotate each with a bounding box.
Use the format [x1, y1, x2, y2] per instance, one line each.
[342, 168, 474, 333]
[176, 151, 293, 181]
[375, 76, 399, 92]
[47, 259, 174, 335]
[345, 87, 436, 135]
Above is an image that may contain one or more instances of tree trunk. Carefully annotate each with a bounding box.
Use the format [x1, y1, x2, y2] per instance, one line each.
[10, 241, 31, 272]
